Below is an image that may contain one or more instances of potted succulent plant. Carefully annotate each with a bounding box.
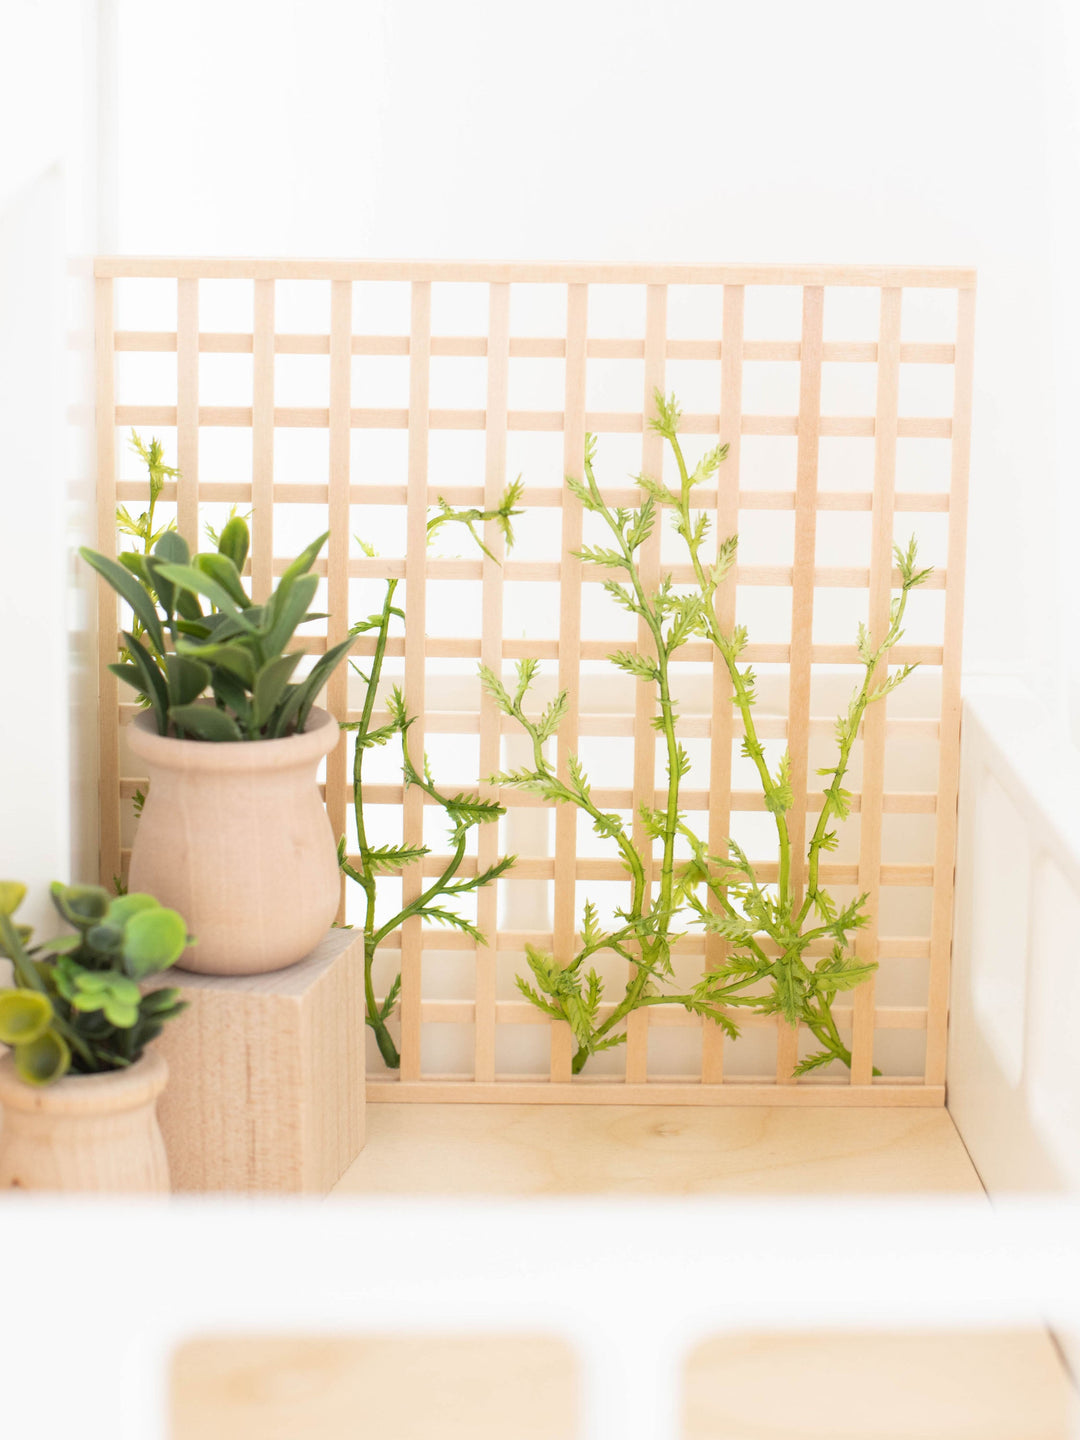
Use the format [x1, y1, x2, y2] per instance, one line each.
[0, 880, 189, 1192]
[81, 515, 354, 974]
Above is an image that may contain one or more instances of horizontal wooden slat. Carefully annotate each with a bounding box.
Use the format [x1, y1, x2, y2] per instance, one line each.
[118, 705, 941, 744]
[113, 478, 951, 515]
[119, 773, 936, 815]
[114, 330, 957, 365]
[97, 256, 977, 287]
[113, 402, 953, 440]
[117, 839, 934, 887]
[416, 999, 928, 1029]
[367, 1080, 945, 1105]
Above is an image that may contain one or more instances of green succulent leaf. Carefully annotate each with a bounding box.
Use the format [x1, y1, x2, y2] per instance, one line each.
[50, 883, 110, 929]
[122, 906, 190, 976]
[165, 654, 211, 708]
[0, 989, 54, 1045]
[0, 881, 27, 917]
[216, 514, 251, 570]
[195, 551, 251, 609]
[168, 703, 244, 743]
[79, 547, 166, 655]
[14, 1029, 70, 1086]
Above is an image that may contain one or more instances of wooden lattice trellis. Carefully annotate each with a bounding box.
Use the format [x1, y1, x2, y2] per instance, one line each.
[94, 259, 974, 1106]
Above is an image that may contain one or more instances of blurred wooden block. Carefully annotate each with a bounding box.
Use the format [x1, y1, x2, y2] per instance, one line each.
[171, 1334, 578, 1440]
[151, 928, 365, 1194]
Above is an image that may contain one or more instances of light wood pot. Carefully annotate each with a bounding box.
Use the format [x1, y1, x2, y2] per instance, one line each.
[0, 1050, 170, 1193]
[127, 705, 341, 975]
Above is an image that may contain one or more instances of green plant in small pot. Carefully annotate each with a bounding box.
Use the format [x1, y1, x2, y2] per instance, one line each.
[81, 481, 355, 975]
[0, 880, 189, 1192]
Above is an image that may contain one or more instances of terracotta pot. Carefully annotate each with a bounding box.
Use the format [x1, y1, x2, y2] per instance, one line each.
[0, 1050, 170, 1193]
[127, 705, 341, 975]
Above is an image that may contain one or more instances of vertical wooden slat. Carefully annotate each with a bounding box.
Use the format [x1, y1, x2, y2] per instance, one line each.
[251, 279, 275, 603]
[925, 285, 976, 1086]
[399, 282, 432, 1083]
[176, 278, 200, 546]
[780, 285, 825, 1082]
[326, 280, 353, 921]
[703, 285, 744, 1084]
[475, 282, 511, 1083]
[851, 287, 902, 1084]
[551, 284, 588, 1082]
[95, 276, 120, 888]
[625, 285, 667, 1085]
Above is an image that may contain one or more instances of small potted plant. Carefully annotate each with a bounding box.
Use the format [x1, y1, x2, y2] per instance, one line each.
[0, 880, 189, 1192]
[81, 514, 354, 974]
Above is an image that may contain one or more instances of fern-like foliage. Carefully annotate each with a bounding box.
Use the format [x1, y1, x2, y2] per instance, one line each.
[482, 391, 931, 1077]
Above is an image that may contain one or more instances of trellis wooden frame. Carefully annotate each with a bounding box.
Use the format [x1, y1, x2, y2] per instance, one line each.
[93, 257, 975, 1107]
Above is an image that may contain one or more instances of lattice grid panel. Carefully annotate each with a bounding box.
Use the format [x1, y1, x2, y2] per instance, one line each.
[94, 259, 975, 1105]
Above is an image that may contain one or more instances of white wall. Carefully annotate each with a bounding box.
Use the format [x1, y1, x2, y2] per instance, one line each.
[0, 0, 103, 929]
[112, 0, 1078, 714]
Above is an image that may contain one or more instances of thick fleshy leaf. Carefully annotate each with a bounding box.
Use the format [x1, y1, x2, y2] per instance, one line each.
[209, 671, 253, 730]
[217, 515, 250, 570]
[175, 587, 204, 622]
[174, 639, 256, 688]
[153, 529, 190, 566]
[122, 906, 189, 975]
[0, 881, 26, 916]
[15, 1029, 71, 1086]
[85, 923, 125, 955]
[168, 703, 244, 743]
[121, 632, 169, 732]
[79, 547, 165, 655]
[195, 551, 251, 608]
[143, 554, 177, 616]
[288, 635, 355, 735]
[0, 989, 53, 1045]
[36, 933, 81, 956]
[153, 562, 256, 627]
[105, 893, 158, 927]
[261, 572, 318, 657]
[165, 653, 211, 708]
[50, 883, 110, 928]
[280, 530, 329, 584]
[253, 653, 302, 728]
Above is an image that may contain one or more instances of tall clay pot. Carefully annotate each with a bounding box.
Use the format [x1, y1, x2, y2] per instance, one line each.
[127, 705, 341, 975]
[0, 1050, 170, 1193]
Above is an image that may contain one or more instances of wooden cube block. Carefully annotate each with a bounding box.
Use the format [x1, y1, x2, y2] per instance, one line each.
[150, 928, 365, 1194]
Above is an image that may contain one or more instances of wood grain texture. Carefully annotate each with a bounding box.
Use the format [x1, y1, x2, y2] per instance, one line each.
[97, 257, 977, 287]
[474, 283, 510, 1084]
[251, 279, 275, 601]
[334, 1102, 979, 1194]
[703, 284, 745, 1085]
[176, 277, 200, 545]
[684, 1330, 1069, 1440]
[325, 279, 352, 921]
[400, 282, 431, 1083]
[367, 1081, 944, 1107]
[926, 285, 977, 1086]
[551, 283, 588, 1082]
[626, 284, 666, 1085]
[171, 1334, 578, 1440]
[780, 285, 824, 1084]
[150, 928, 364, 1193]
[94, 275, 121, 886]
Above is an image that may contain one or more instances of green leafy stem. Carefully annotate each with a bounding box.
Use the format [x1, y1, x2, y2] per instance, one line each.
[341, 486, 523, 1069]
[481, 390, 931, 1077]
